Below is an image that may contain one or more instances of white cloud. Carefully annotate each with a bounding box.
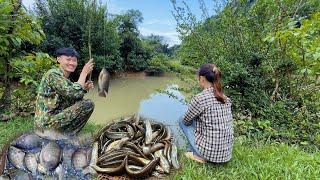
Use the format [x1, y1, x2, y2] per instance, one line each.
[140, 27, 181, 47]
[144, 19, 175, 26]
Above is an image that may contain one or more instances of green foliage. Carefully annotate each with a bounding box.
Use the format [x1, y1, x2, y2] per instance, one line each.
[93, 55, 123, 72]
[11, 53, 56, 86]
[147, 54, 170, 72]
[142, 35, 170, 56]
[115, 9, 151, 71]
[9, 52, 56, 112]
[0, 0, 44, 57]
[34, 0, 122, 72]
[171, 0, 320, 147]
[10, 87, 36, 113]
[261, 11, 320, 148]
[34, 1, 171, 73]
[126, 51, 149, 71]
[35, 0, 86, 53]
[116, 9, 143, 36]
[0, 0, 45, 111]
[167, 44, 181, 57]
[0, 0, 44, 73]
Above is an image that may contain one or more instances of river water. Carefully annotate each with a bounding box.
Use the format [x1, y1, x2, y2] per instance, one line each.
[84, 74, 189, 146]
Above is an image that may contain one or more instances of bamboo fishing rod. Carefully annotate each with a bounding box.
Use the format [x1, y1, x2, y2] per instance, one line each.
[88, 0, 96, 82]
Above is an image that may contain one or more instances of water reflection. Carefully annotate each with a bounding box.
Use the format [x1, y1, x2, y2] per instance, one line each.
[139, 84, 187, 124]
[85, 75, 183, 124]
[85, 75, 189, 147]
[139, 84, 188, 147]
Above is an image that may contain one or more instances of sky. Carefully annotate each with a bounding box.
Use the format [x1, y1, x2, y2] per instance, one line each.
[22, 0, 215, 46]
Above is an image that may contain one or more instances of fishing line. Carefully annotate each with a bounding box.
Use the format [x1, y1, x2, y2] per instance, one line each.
[104, 3, 107, 68]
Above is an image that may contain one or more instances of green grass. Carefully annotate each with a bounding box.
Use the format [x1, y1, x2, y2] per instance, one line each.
[0, 116, 102, 149]
[172, 137, 320, 179]
[0, 116, 34, 149]
[1, 117, 319, 179]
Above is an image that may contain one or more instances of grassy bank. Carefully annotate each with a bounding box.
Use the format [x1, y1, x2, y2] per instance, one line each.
[1, 117, 319, 179]
[172, 137, 320, 179]
[0, 116, 34, 149]
[0, 116, 100, 149]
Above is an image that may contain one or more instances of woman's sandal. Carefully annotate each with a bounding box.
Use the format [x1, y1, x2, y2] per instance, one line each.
[185, 152, 207, 163]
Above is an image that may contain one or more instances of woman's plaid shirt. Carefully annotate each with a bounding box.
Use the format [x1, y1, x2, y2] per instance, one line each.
[183, 87, 233, 162]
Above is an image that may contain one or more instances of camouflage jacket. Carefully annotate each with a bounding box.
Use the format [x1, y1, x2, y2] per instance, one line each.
[34, 68, 87, 128]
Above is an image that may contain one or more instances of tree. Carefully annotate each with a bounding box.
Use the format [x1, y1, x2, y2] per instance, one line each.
[142, 34, 170, 56]
[168, 44, 180, 57]
[0, 0, 44, 111]
[171, 0, 320, 147]
[34, 0, 122, 72]
[115, 9, 149, 71]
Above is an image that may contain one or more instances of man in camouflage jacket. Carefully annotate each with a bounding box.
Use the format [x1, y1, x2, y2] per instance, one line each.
[34, 48, 94, 134]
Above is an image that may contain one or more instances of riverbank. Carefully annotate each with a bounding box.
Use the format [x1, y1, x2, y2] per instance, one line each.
[112, 70, 167, 78]
[1, 116, 319, 179]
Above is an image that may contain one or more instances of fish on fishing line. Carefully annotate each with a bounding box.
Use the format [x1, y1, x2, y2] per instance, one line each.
[98, 67, 110, 97]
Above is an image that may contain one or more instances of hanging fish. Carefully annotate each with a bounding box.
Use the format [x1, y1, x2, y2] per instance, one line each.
[98, 67, 110, 97]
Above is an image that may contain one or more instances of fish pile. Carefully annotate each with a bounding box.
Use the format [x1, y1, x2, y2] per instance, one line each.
[92, 115, 180, 179]
[0, 131, 96, 179]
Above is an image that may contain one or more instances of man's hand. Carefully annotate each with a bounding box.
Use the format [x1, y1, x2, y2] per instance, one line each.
[84, 81, 94, 91]
[78, 59, 94, 88]
[81, 58, 94, 76]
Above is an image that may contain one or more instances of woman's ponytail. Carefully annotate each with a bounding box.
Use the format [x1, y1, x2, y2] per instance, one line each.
[212, 67, 226, 103]
[198, 64, 226, 103]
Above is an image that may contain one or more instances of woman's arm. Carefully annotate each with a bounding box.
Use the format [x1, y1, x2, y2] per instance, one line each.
[183, 96, 203, 125]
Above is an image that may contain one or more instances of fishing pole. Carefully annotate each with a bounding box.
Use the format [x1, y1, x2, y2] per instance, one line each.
[88, 43, 92, 81]
[88, 0, 96, 82]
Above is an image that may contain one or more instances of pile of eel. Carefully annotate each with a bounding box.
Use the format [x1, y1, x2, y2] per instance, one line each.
[92, 115, 180, 178]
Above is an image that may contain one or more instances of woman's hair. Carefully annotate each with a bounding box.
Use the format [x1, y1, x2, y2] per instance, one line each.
[198, 63, 226, 103]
